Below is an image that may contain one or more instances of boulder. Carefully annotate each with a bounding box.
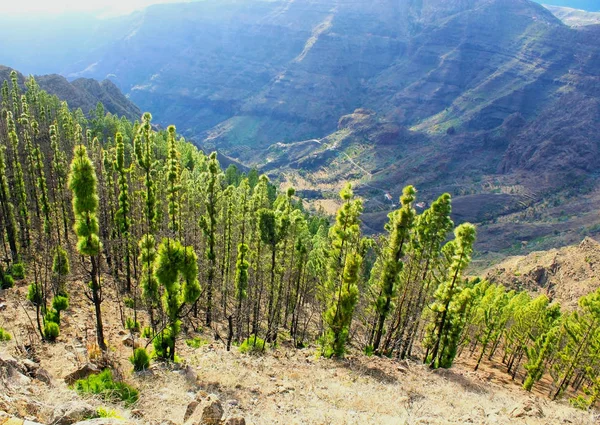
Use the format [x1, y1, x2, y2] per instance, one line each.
[34, 368, 52, 385]
[200, 400, 223, 425]
[64, 364, 101, 385]
[510, 400, 544, 418]
[51, 401, 96, 425]
[183, 400, 199, 422]
[223, 418, 246, 425]
[0, 352, 23, 372]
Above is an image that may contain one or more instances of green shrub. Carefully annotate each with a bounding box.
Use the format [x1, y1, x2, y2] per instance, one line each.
[73, 369, 139, 406]
[96, 407, 122, 419]
[186, 336, 208, 349]
[364, 344, 375, 356]
[123, 297, 135, 309]
[0, 327, 11, 342]
[130, 348, 150, 372]
[1, 274, 13, 289]
[125, 317, 140, 332]
[45, 310, 59, 324]
[52, 295, 69, 312]
[52, 295, 69, 323]
[10, 263, 25, 279]
[239, 335, 267, 354]
[141, 326, 153, 338]
[44, 321, 60, 341]
[27, 283, 43, 305]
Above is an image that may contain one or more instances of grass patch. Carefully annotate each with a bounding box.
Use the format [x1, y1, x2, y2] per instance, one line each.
[73, 369, 139, 406]
[239, 335, 267, 354]
[186, 336, 209, 349]
[0, 327, 11, 342]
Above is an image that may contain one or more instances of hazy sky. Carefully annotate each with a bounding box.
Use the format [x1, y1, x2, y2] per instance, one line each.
[0, 0, 195, 17]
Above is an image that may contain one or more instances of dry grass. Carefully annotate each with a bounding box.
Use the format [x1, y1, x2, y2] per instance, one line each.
[0, 276, 598, 425]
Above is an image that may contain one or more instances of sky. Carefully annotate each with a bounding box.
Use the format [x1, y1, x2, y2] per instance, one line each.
[0, 0, 196, 17]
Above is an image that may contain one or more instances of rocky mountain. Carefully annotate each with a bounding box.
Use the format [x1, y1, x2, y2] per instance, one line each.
[2, 0, 599, 257]
[485, 237, 600, 310]
[0, 66, 141, 121]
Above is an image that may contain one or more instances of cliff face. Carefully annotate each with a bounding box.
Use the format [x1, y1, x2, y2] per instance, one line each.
[0, 66, 141, 121]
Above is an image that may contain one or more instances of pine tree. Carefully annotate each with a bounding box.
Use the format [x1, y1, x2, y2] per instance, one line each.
[6, 111, 30, 248]
[234, 178, 251, 341]
[321, 184, 363, 357]
[372, 185, 416, 353]
[0, 145, 19, 261]
[200, 152, 220, 326]
[114, 132, 132, 291]
[154, 238, 201, 360]
[68, 144, 106, 350]
[424, 223, 476, 368]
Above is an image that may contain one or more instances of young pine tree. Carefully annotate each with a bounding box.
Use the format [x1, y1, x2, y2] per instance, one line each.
[321, 184, 363, 358]
[68, 144, 106, 350]
[372, 185, 416, 353]
[424, 223, 476, 368]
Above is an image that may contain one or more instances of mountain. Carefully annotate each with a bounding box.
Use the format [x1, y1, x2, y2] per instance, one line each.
[545, 5, 600, 26]
[2, 0, 599, 257]
[0, 65, 141, 121]
[485, 237, 600, 309]
[535, 1, 600, 11]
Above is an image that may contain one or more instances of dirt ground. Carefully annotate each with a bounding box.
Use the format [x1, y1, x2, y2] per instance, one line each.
[1, 276, 598, 425]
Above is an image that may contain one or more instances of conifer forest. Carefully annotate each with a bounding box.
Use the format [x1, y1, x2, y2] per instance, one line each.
[1, 72, 600, 414]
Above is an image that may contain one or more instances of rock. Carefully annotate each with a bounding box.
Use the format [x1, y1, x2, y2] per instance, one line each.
[0, 303, 6, 311]
[183, 401, 199, 422]
[20, 359, 39, 373]
[0, 352, 23, 372]
[183, 365, 197, 384]
[34, 368, 53, 385]
[194, 390, 208, 401]
[200, 400, 223, 425]
[223, 418, 245, 425]
[7, 367, 31, 387]
[226, 399, 239, 406]
[121, 335, 137, 348]
[131, 409, 144, 418]
[51, 401, 96, 425]
[510, 400, 544, 418]
[63, 364, 100, 385]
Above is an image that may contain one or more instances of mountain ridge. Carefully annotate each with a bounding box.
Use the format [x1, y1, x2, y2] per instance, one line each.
[0, 65, 141, 121]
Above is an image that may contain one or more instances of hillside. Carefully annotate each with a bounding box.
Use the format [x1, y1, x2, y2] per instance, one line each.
[1, 277, 596, 425]
[485, 237, 600, 310]
[23, 0, 594, 258]
[0, 65, 141, 121]
[2, 56, 600, 424]
[545, 5, 600, 26]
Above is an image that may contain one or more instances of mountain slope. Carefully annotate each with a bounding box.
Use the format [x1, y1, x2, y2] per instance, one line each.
[0, 65, 141, 121]
[8, 0, 599, 257]
[485, 237, 600, 310]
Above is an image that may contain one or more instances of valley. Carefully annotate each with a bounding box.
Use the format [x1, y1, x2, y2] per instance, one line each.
[1, 0, 600, 423]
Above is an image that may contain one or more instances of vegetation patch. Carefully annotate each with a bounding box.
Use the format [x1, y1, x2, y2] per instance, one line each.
[73, 369, 139, 406]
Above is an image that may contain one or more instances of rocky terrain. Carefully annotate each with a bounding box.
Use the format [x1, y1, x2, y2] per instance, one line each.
[0, 66, 141, 121]
[1, 276, 598, 425]
[485, 237, 600, 310]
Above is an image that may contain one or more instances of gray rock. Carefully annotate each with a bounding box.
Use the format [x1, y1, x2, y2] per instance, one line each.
[64, 363, 101, 385]
[51, 401, 96, 425]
